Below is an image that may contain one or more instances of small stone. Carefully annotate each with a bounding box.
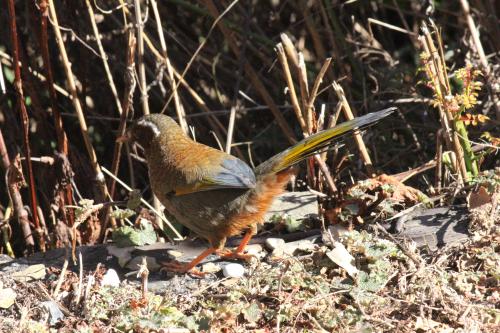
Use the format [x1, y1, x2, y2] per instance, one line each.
[265, 238, 285, 251]
[270, 247, 285, 259]
[107, 245, 133, 268]
[11, 264, 46, 282]
[202, 262, 221, 273]
[101, 269, 120, 287]
[245, 244, 263, 256]
[222, 263, 245, 278]
[166, 250, 183, 259]
[0, 288, 16, 309]
[40, 301, 64, 325]
[125, 256, 161, 272]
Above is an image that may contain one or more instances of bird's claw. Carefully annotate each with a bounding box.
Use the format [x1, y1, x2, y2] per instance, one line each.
[217, 249, 255, 262]
[160, 260, 206, 277]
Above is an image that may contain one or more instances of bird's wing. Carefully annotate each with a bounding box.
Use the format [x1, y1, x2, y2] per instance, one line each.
[174, 157, 256, 196]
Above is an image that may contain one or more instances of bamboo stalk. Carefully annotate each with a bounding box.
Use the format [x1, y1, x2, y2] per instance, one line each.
[276, 43, 307, 134]
[134, 0, 149, 115]
[150, 0, 189, 134]
[48, 0, 112, 207]
[85, 0, 123, 116]
[331, 82, 375, 175]
[420, 24, 469, 182]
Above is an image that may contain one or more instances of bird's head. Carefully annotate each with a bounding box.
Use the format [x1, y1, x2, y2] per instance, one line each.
[117, 114, 183, 151]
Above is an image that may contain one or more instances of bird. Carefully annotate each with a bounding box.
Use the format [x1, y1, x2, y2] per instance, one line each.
[120, 108, 394, 274]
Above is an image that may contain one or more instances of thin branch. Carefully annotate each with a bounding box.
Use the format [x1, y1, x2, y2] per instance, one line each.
[37, 0, 74, 227]
[0, 131, 34, 251]
[134, 0, 149, 115]
[7, 0, 43, 250]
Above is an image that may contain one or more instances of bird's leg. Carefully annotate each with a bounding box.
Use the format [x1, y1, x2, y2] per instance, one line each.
[161, 247, 216, 276]
[217, 228, 255, 261]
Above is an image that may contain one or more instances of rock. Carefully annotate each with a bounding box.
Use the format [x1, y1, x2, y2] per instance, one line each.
[101, 269, 120, 287]
[166, 250, 183, 259]
[40, 301, 64, 325]
[270, 247, 285, 259]
[245, 244, 263, 256]
[107, 245, 133, 268]
[0, 288, 16, 309]
[0, 254, 13, 265]
[107, 245, 161, 272]
[394, 205, 470, 249]
[126, 256, 161, 272]
[222, 263, 245, 278]
[265, 191, 319, 222]
[284, 237, 318, 255]
[265, 238, 285, 251]
[11, 264, 46, 282]
[202, 262, 221, 273]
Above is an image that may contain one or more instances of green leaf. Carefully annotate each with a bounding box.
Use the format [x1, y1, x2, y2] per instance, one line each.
[3, 67, 14, 83]
[112, 221, 157, 247]
[111, 208, 135, 220]
[242, 302, 262, 323]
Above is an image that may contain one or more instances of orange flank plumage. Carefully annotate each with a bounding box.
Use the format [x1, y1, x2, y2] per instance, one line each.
[220, 169, 296, 239]
[124, 108, 394, 275]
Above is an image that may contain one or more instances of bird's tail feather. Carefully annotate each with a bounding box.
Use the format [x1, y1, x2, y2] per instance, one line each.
[255, 107, 395, 175]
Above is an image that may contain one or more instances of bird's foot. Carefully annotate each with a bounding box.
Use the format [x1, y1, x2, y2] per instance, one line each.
[160, 260, 206, 277]
[217, 249, 255, 262]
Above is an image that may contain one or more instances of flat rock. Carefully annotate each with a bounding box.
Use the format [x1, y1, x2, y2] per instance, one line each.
[0, 287, 16, 309]
[265, 191, 319, 222]
[40, 300, 64, 325]
[11, 264, 46, 282]
[389, 205, 470, 250]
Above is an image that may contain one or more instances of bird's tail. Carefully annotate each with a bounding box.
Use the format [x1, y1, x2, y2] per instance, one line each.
[255, 107, 395, 176]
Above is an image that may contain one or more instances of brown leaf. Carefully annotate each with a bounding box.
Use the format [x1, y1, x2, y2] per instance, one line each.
[467, 186, 492, 210]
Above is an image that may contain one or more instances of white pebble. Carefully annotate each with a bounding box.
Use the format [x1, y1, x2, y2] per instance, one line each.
[222, 263, 245, 278]
[101, 268, 120, 287]
[265, 238, 285, 251]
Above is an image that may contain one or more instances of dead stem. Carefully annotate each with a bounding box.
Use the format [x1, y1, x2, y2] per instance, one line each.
[332, 81, 375, 175]
[150, 0, 188, 134]
[7, 0, 44, 251]
[48, 0, 112, 205]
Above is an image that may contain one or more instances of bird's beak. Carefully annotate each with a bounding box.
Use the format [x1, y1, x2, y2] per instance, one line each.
[116, 132, 130, 143]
